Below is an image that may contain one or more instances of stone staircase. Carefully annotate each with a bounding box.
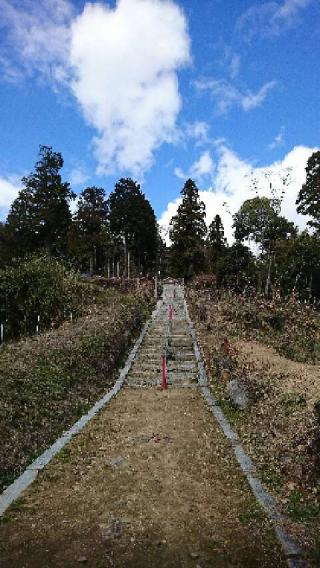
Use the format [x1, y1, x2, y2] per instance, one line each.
[126, 283, 199, 388]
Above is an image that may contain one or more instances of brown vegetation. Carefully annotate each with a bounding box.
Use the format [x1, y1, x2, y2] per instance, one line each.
[0, 280, 154, 492]
[187, 283, 320, 565]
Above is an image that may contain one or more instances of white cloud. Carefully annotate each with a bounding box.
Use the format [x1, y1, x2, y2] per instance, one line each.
[191, 151, 214, 178]
[222, 47, 241, 79]
[0, 175, 21, 219]
[160, 144, 317, 244]
[174, 151, 215, 183]
[241, 81, 277, 111]
[69, 0, 190, 175]
[194, 78, 277, 114]
[0, 0, 74, 83]
[69, 166, 90, 188]
[229, 53, 241, 79]
[185, 121, 210, 145]
[237, 0, 314, 40]
[1, 0, 191, 175]
[268, 126, 286, 150]
[174, 167, 185, 180]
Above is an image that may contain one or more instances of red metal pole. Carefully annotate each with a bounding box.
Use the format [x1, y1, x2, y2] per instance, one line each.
[162, 355, 167, 390]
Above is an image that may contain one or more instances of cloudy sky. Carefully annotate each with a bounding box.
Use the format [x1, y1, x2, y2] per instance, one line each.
[0, 0, 319, 241]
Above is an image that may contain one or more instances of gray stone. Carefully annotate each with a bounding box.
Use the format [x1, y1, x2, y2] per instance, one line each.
[226, 379, 249, 410]
[106, 456, 125, 469]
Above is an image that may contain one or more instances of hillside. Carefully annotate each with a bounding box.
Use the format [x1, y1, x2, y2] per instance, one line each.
[188, 284, 320, 564]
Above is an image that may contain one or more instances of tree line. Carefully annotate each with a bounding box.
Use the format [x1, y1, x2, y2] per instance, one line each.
[0, 146, 160, 276]
[1, 144, 320, 299]
[169, 153, 320, 299]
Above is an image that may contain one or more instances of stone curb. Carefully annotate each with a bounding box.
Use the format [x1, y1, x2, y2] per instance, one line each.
[0, 299, 162, 517]
[183, 296, 309, 568]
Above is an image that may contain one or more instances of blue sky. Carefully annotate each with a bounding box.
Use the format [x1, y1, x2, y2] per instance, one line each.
[0, 0, 319, 241]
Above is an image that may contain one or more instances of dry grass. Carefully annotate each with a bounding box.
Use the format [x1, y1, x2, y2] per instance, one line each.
[187, 286, 320, 565]
[0, 389, 285, 567]
[0, 284, 154, 492]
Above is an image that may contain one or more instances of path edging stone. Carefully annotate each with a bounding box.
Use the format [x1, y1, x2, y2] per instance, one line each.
[183, 296, 309, 568]
[0, 299, 162, 517]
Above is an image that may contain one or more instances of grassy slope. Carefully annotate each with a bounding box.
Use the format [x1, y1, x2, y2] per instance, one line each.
[187, 286, 320, 565]
[0, 285, 154, 492]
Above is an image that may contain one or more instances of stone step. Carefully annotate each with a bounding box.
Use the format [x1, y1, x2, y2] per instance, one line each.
[127, 372, 198, 382]
[143, 339, 193, 346]
[131, 362, 197, 371]
[127, 382, 197, 389]
[138, 350, 195, 358]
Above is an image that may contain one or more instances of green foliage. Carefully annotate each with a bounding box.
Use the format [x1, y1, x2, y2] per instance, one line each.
[296, 150, 320, 231]
[207, 214, 227, 271]
[233, 196, 296, 251]
[5, 146, 75, 259]
[108, 178, 159, 273]
[68, 186, 110, 273]
[207, 214, 226, 249]
[280, 393, 307, 416]
[0, 256, 81, 340]
[287, 490, 320, 522]
[215, 243, 256, 291]
[273, 232, 320, 299]
[169, 179, 207, 278]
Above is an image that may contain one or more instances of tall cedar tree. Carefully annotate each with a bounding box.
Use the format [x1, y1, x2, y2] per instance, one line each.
[108, 178, 158, 274]
[6, 145, 75, 257]
[68, 187, 109, 273]
[296, 150, 320, 231]
[169, 179, 207, 278]
[207, 214, 227, 271]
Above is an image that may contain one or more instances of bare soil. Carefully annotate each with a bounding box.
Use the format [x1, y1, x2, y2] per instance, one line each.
[0, 387, 285, 567]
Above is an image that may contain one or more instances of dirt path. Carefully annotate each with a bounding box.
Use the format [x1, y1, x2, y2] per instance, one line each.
[0, 285, 285, 567]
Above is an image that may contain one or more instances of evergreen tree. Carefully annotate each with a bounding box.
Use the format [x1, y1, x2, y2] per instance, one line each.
[207, 214, 227, 271]
[215, 242, 256, 291]
[108, 178, 158, 274]
[6, 145, 75, 257]
[296, 151, 320, 231]
[207, 214, 226, 249]
[68, 187, 109, 273]
[169, 179, 207, 278]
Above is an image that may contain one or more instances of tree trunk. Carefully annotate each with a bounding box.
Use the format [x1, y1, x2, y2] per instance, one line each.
[89, 255, 94, 276]
[265, 248, 272, 296]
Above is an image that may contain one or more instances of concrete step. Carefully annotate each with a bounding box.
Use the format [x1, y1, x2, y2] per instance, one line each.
[128, 369, 198, 382]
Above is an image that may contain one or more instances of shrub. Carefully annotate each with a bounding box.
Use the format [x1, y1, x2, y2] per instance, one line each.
[0, 256, 82, 340]
[192, 273, 216, 290]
